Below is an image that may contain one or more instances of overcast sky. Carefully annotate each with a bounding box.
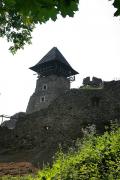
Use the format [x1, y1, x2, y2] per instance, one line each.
[0, 0, 120, 120]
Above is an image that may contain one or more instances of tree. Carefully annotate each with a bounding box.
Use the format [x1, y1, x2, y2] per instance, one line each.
[113, 0, 120, 16]
[0, 0, 119, 54]
[0, 0, 79, 54]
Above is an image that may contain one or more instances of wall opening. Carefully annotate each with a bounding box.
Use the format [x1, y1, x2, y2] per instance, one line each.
[91, 96, 100, 107]
[40, 96, 45, 102]
[42, 84, 47, 90]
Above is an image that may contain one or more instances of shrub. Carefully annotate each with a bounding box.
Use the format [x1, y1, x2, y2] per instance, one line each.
[38, 126, 120, 180]
[1, 125, 120, 180]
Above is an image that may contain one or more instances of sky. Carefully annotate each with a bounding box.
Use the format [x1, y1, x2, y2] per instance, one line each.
[0, 0, 120, 120]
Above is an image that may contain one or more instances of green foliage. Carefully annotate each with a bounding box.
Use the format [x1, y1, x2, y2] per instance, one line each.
[0, 1, 120, 53]
[0, 0, 79, 53]
[1, 125, 120, 179]
[112, 0, 120, 16]
[38, 126, 120, 180]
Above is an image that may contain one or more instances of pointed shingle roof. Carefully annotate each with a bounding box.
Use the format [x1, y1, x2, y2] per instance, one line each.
[30, 47, 79, 76]
[31, 47, 71, 66]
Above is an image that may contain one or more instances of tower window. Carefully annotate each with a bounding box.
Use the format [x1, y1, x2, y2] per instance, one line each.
[42, 84, 47, 90]
[40, 96, 45, 102]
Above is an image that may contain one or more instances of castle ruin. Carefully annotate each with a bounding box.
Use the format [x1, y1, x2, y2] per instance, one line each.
[0, 48, 120, 167]
[26, 47, 78, 113]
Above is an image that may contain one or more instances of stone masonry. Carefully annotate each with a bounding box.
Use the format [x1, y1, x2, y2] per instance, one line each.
[0, 79, 120, 167]
[26, 75, 70, 113]
[26, 47, 78, 114]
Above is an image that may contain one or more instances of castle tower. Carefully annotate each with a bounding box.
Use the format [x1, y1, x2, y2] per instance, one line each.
[26, 47, 79, 114]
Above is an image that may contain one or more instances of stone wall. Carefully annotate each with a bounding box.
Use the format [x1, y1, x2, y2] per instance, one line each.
[0, 81, 120, 167]
[1, 112, 26, 129]
[26, 75, 70, 114]
[83, 76, 103, 87]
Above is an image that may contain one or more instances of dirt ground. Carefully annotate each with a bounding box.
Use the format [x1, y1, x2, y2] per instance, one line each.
[0, 162, 38, 176]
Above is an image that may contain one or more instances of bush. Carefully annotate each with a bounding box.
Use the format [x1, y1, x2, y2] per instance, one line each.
[1, 125, 120, 180]
[38, 126, 120, 180]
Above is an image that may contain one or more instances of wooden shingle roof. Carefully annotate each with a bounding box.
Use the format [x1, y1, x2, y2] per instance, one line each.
[30, 47, 79, 76]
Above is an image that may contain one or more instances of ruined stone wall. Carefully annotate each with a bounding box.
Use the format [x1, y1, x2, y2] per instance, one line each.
[26, 75, 70, 114]
[1, 82, 120, 166]
[83, 76, 103, 87]
[0, 78, 120, 166]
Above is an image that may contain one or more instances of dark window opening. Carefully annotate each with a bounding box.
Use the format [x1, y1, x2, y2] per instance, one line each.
[42, 84, 47, 90]
[40, 96, 45, 102]
[91, 97, 100, 107]
[41, 97, 45, 102]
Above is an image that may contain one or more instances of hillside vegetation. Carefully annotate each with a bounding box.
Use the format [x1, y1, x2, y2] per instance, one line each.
[1, 125, 120, 180]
